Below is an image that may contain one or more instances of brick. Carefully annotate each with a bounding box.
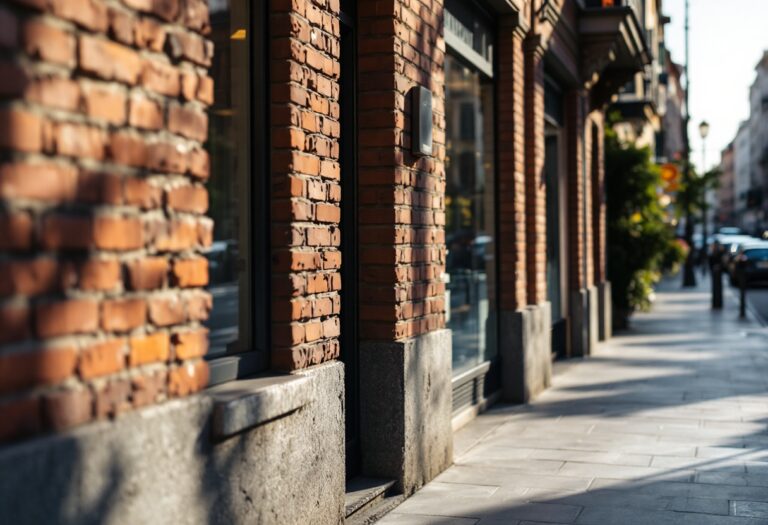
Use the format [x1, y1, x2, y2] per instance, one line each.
[0, 258, 59, 297]
[122, 0, 179, 22]
[128, 94, 163, 130]
[76, 171, 123, 205]
[124, 177, 163, 208]
[187, 147, 210, 178]
[129, 332, 170, 366]
[79, 35, 142, 85]
[134, 17, 166, 51]
[41, 214, 93, 249]
[93, 377, 131, 418]
[140, 59, 180, 97]
[166, 184, 208, 213]
[43, 388, 92, 431]
[172, 328, 208, 359]
[94, 215, 144, 251]
[0, 304, 30, 344]
[166, 31, 212, 66]
[0, 162, 78, 202]
[126, 257, 168, 290]
[101, 298, 146, 332]
[50, 0, 108, 32]
[180, 0, 210, 34]
[131, 369, 166, 408]
[35, 299, 99, 338]
[0, 346, 77, 393]
[148, 295, 185, 326]
[77, 259, 121, 291]
[0, 212, 33, 251]
[151, 218, 198, 251]
[146, 142, 186, 173]
[0, 397, 41, 442]
[168, 360, 208, 397]
[46, 122, 106, 160]
[167, 103, 208, 142]
[23, 19, 75, 67]
[79, 339, 125, 379]
[0, 107, 42, 152]
[108, 7, 134, 45]
[172, 257, 208, 287]
[185, 291, 211, 321]
[82, 83, 127, 125]
[109, 132, 148, 168]
[24, 76, 80, 111]
[196, 75, 213, 104]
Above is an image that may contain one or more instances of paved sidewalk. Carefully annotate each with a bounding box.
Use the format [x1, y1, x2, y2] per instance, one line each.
[381, 281, 768, 525]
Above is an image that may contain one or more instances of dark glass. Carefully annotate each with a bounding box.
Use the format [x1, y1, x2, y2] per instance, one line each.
[445, 54, 497, 374]
[205, 0, 250, 357]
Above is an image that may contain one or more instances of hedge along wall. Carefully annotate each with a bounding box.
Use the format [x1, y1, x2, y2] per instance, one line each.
[0, 0, 214, 441]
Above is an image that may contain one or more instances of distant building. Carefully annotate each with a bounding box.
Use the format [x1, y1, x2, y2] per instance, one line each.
[734, 121, 753, 229]
[611, 0, 669, 163]
[717, 142, 735, 226]
[662, 54, 685, 163]
[751, 51, 768, 229]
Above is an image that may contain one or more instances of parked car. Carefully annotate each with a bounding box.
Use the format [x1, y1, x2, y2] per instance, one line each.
[731, 242, 768, 286]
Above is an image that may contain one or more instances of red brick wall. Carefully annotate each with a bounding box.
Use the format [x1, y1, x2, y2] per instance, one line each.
[592, 111, 606, 284]
[498, 23, 527, 312]
[357, 0, 446, 341]
[565, 90, 585, 290]
[523, 36, 547, 305]
[270, 0, 342, 370]
[0, 0, 213, 441]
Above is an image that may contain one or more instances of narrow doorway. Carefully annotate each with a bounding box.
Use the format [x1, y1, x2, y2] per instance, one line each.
[339, 1, 360, 479]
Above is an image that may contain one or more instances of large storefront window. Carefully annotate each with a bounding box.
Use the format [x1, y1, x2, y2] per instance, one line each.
[206, 0, 257, 380]
[445, 53, 497, 375]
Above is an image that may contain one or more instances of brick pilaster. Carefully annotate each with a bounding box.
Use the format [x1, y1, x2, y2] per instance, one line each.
[498, 21, 527, 311]
[357, 0, 446, 342]
[523, 36, 547, 305]
[270, 0, 342, 370]
[565, 89, 585, 291]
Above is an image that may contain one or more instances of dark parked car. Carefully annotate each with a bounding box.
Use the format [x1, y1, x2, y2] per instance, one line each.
[731, 243, 768, 286]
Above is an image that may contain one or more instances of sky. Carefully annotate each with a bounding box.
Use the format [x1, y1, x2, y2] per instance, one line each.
[662, 0, 768, 172]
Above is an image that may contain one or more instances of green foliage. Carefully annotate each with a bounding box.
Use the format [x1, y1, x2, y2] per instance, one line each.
[605, 120, 685, 321]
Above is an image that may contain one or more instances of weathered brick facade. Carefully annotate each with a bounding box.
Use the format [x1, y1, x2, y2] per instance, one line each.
[0, 0, 645, 522]
[357, 0, 446, 342]
[0, 0, 213, 441]
[270, 0, 342, 370]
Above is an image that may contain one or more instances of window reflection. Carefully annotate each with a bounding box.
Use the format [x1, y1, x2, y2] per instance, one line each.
[205, 0, 250, 357]
[445, 55, 497, 374]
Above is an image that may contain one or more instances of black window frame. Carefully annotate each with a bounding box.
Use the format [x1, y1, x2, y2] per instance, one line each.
[206, 0, 270, 386]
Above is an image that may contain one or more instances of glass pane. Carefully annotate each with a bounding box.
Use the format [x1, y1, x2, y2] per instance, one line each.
[445, 54, 497, 374]
[205, 0, 250, 358]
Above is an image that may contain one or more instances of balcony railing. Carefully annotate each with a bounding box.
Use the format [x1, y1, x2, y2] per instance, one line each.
[584, 0, 643, 26]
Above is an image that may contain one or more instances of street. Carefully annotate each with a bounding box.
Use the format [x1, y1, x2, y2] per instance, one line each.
[381, 280, 768, 525]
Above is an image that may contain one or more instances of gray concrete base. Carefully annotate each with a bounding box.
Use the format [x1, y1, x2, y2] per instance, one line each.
[570, 287, 599, 357]
[499, 302, 552, 403]
[359, 329, 453, 496]
[0, 361, 345, 525]
[597, 281, 612, 341]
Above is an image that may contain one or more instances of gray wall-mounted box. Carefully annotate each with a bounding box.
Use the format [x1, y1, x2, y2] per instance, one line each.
[411, 86, 433, 156]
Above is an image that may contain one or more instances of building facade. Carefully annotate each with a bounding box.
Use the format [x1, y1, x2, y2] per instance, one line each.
[717, 142, 735, 227]
[751, 51, 768, 231]
[0, 0, 648, 523]
[610, 0, 667, 162]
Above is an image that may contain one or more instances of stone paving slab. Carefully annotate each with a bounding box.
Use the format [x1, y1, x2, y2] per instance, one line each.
[380, 282, 768, 525]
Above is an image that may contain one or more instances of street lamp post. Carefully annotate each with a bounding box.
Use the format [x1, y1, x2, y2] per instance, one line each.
[682, 0, 696, 287]
[699, 120, 710, 265]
